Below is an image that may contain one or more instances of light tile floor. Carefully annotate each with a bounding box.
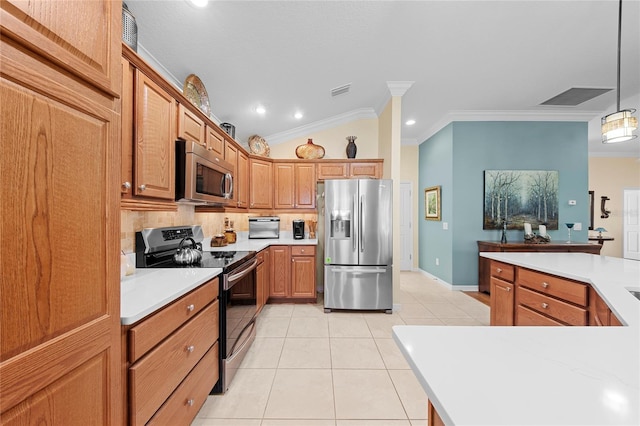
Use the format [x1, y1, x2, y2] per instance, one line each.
[193, 271, 489, 426]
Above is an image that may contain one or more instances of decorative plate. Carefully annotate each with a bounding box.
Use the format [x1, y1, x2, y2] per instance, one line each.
[183, 74, 211, 116]
[248, 135, 270, 157]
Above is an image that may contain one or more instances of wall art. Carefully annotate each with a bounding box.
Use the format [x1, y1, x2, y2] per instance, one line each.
[425, 186, 441, 221]
[483, 170, 558, 230]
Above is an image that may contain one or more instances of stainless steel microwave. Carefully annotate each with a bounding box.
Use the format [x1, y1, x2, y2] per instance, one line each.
[175, 140, 234, 205]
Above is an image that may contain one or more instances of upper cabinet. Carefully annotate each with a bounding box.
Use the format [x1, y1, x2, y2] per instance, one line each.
[317, 160, 382, 180]
[274, 162, 316, 210]
[237, 150, 249, 209]
[250, 158, 273, 209]
[178, 103, 206, 148]
[206, 126, 225, 158]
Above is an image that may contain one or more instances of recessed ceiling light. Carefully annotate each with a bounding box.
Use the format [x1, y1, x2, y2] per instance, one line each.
[294, 112, 303, 119]
[188, 0, 209, 7]
[255, 105, 266, 115]
[405, 119, 416, 126]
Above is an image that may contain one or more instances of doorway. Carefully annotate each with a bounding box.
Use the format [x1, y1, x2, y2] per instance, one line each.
[623, 188, 640, 260]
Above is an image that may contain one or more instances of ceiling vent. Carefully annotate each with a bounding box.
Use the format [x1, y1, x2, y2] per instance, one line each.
[540, 87, 612, 106]
[331, 83, 351, 97]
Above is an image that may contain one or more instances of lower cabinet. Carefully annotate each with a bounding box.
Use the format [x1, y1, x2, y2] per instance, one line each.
[123, 278, 220, 426]
[489, 277, 514, 326]
[256, 248, 271, 312]
[270, 245, 316, 302]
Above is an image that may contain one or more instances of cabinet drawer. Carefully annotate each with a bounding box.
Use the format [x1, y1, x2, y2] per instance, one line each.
[147, 342, 219, 425]
[291, 245, 315, 256]
[129, 301, 219, 426]
[128, 278, 218, 362]
[518, 287, 587, 325]
[518, 268, 587, 306]
[490, 261, 515, 283]
[516, 305, 564, 326]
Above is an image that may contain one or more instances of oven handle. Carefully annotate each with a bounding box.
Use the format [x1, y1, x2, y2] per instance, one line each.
[224, 257, 258, 291]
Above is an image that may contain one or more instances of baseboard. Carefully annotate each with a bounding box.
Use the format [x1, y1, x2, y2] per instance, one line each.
[415, 268, 479, 292]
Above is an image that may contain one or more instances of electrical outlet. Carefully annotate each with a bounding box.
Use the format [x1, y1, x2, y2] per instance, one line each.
[574, 222, 582, 231]
[568, 200, 577, 206]
[435, 258, 440, 266]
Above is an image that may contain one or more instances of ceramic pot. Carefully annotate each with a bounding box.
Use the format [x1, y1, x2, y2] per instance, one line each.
[296, 138, 325, 159]
[346, 136, 357, 158]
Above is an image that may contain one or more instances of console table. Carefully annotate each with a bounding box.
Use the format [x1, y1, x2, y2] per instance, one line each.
[477, 241, 602, 294]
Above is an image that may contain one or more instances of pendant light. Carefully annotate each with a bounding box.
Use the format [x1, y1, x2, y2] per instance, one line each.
[601, 0, 638, 143]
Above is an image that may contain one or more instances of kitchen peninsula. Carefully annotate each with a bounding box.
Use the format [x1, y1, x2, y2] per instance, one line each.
[394, 253, 639, 426]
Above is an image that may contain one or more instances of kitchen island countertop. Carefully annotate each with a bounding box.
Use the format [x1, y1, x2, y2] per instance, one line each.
[203, 232, 317, 252]
[393, 252, 639, 426]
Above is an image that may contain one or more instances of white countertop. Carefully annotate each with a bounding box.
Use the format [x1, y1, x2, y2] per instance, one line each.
[121, 233, 317, 325]
[393, 252, 640, 426]
[120, 268, 221, 325]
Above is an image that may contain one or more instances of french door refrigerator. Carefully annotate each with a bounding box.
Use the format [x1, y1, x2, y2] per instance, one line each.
[324, 179, 393, 313]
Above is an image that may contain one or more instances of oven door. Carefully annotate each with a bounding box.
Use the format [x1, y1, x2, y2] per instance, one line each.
[220, 256, 258, 393]
[176, 140, 233, 205]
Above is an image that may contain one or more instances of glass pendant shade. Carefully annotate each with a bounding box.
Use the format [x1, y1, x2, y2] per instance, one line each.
[601, 109, 638, 143]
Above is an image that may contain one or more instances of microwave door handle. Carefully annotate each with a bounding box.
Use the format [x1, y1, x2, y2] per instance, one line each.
[222, 172, 233, 198]
[227, 173, 233, 198]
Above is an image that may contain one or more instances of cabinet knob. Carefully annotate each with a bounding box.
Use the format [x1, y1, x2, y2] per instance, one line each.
[505, 287, 511, 292]
[186, 399, 194, 406]
[496, 268, 502, 273]
[301, 249, 305, 253]
[541, 303, 549, 309]
[122, 181, 131, 192]
[186, 345, 195, 353]
[138, 184, 146, 192]
[542, 282, 549, 288]
[187, 304, 195, 312]
[292, 258, 295, 262]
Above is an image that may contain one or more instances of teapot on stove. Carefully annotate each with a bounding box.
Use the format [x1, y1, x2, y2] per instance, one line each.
[173, 237, 203, 265]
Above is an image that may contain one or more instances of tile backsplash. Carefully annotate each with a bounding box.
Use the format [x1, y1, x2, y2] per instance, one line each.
[121, 205, 317, 253]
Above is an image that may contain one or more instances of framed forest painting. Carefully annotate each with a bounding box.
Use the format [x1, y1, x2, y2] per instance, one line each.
[425, 186, 441, 221]
[483, 170, 558, 230]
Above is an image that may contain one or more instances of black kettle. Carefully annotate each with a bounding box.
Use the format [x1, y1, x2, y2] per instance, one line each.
[173, 237, 203, 265]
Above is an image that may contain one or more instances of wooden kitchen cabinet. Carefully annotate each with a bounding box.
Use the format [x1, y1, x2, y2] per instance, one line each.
[236, 150, 250, 208]
[178, 103, 206, 148]
[348, 161, 382, 178]
[225, 141, 238, 205]
[274, 162, 316, 210]
[316, 159, 383, 180]
[490, 277, 514, 326]
[477, 241, 602, 294]
[206, 126, 225, 157]
[269, 246, 316, 302]
[124, 278, 220, 426]
[250, 157, 274, 209]
[256, 248, 271, 312]
[1, 0, 122, 423]
[588, 286, 622, 326]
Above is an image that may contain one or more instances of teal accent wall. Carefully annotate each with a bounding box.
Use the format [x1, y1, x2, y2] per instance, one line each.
[418, 121, 589, 287]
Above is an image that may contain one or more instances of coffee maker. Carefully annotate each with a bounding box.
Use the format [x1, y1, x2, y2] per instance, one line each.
[293, 219, 305, 239]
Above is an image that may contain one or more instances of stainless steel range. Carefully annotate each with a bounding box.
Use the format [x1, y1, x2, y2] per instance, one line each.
[135, 225, 258, 394]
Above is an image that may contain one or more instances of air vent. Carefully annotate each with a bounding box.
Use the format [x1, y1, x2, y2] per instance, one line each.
[540, 88, 612, 106]
[331, 83, 351, 97]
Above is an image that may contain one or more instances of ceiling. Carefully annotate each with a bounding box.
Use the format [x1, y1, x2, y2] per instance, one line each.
[125, 0, 640, 157]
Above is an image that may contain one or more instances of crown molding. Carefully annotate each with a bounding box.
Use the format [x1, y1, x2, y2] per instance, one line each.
[417, 110, 601, 144]
[387, 81, 415, 97]
[265, 108, 377, 145]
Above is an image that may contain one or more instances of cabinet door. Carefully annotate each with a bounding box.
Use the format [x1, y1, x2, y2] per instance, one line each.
[236, 150, 249, 208]
[274, 163, 295, 209]
[263, 248, 271, 304]
[317, 162, 348, 180]
[1, 22, 121, 424]
[291, 255, 316, 298]
[206, 126, 225, 158]
[349, 162, 381, 178]
[588, 286, 611, 326]
[250, 159, 273, 209]
[121, 57, 135, 197]
[256, 254, 266, 313]
[295, 164, 316, 209]
[490, 278, 514, 326]
[270, 246, 290, 297]
[135, 70, 176, 199]
[178, 104, 205, 147]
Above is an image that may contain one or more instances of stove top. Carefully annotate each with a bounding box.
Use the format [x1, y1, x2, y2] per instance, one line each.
[135, 225, 255, 273]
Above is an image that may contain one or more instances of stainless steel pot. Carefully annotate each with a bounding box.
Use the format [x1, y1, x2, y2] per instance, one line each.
[173, 237, 203, 265]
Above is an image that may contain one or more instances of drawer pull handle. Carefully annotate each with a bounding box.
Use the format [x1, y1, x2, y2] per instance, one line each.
[187, 304, 195, 312]
[541, 303, 549, 309]
[186, 345, 195, 353]
[496, 268, 502, 273]
[186, 399, 194, 406]
[542, 282, 549, 288]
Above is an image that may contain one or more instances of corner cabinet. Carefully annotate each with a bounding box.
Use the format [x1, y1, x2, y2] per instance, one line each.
[1, 0, 122, 423]
[123, 279, 220, 426]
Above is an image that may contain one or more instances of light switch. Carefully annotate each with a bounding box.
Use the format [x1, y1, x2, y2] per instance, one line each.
[574, 223, 582, 231]
[442, 222, 448, 230]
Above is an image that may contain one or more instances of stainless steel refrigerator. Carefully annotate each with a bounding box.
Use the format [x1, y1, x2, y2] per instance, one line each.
[324, 179, 393, 313]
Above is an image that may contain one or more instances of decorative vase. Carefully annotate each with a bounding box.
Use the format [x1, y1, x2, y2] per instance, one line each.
[346, 136, 357, 158]
[295, 138, 325, 159]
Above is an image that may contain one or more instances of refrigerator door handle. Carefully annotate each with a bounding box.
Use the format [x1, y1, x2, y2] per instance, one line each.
[352, 194, 357, 251]
[360, 195, 365, 252]
[329, 267, 387, 274]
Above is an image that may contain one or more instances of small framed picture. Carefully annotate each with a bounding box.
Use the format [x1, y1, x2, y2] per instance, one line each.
[424, 186, 441, 221]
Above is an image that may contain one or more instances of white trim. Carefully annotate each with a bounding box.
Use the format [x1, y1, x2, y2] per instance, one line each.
[588, 150, 640, 158]
[265, 107, 377, 145]
[416, 268, 479, 291]
[387, 81, 415, 97]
